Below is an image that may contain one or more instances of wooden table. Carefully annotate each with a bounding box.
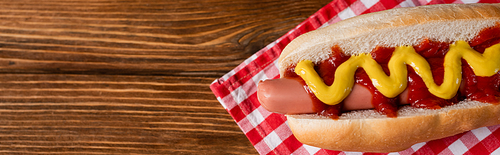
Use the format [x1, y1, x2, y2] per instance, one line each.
[0, 0, 332, 154]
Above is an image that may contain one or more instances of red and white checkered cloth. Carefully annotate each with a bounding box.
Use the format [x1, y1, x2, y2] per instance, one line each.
[210, 0, 500, 154]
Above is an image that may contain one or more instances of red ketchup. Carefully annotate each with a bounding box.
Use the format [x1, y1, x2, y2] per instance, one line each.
[284, 45, 349, 119]
[464, 24, 500, 104]
[408, 39, 459, 109]
[357, 46, 398, 117]
[284, 25, 500, 117]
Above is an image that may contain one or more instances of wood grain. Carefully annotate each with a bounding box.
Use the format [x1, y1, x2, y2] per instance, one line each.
[0, 0, 332, 154]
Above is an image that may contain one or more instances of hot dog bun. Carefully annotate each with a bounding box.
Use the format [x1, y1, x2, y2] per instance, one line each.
[279, 3, 500, 75]
[279, 3, 500, 153]
[288, 101, 500, 152]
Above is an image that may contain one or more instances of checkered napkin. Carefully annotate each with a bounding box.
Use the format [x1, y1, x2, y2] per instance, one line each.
[210, 0, 500, 154]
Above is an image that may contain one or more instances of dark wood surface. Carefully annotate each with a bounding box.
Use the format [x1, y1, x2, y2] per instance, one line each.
[0, 0, 332, 154]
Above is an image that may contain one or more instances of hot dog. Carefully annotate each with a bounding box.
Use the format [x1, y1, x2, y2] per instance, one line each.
[258, 79, 410, 113]
[257, 3, 500, 153]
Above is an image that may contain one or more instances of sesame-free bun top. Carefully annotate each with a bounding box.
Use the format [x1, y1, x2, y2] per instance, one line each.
[278, 3, 500, 76]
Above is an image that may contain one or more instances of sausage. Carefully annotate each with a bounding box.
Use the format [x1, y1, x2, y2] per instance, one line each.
[257, 78, 410, 114]
[257, 78, 314, 114]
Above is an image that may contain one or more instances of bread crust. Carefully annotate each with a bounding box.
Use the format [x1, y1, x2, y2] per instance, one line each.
[287, 101, 500, 152]
[279, 3, 500, 152]
[279, 3, 500, 76]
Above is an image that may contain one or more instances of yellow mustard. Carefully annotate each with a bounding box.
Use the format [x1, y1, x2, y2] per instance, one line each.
[295, 41, 500, 105]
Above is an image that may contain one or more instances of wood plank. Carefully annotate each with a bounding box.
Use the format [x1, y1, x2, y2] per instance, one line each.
[0, 0, 333, 154]
[0, 74, 251, 154]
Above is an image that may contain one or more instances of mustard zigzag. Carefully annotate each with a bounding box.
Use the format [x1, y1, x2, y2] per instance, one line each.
[295, 41, 500, 105]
